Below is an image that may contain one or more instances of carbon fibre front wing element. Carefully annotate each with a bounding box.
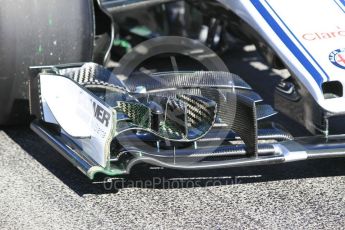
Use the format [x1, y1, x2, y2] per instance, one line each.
[29, 63, 345, 179]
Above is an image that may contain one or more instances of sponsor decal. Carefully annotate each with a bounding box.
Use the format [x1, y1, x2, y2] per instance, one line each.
[329, 48, 345, 69]
[92, 100, 111, 128]
[302, 26, 345, 41]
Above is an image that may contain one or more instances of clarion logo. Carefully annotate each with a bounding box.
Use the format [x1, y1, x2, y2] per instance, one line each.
[92, 101, 111, 128]
[302, 27, 345, 41]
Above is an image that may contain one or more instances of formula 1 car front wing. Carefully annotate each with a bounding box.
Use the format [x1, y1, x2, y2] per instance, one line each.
[29, 63, 345, 179]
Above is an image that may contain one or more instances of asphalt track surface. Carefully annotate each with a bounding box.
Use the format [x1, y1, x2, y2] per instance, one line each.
[1, 47, 345, 229]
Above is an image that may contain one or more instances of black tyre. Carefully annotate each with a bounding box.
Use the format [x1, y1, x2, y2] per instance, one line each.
[0, 0, 95, 125]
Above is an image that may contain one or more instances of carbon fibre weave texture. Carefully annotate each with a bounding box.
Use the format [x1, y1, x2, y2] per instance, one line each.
[60, 63, 277, 154]
[125, 71, 251, 92]
[116, 94, 217, 141]
[60, 63, 128, 92]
